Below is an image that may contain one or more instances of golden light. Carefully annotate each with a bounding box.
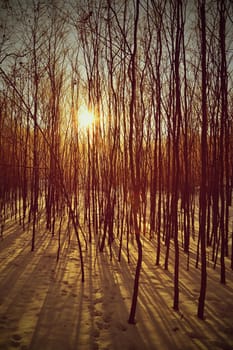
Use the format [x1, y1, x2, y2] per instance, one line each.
[78, 105, 95, 130]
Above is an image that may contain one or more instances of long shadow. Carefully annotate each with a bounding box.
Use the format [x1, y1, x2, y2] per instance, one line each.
[86, 237, 149, 350]
[29, 229, 85, 350]
[1, 216, 232, 350]
[141, 236, 233, 349]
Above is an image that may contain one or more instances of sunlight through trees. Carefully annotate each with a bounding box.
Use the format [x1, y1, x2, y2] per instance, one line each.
[0, 0, 232, 329]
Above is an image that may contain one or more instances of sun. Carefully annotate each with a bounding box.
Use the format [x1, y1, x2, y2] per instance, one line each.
[78, 105, 95, 130]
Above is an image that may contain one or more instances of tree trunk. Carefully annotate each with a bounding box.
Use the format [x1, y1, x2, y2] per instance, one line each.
[197, 0, 207, 320]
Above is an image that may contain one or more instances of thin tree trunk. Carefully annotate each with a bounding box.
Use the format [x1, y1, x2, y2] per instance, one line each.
[128, 0, 142, 325]
[197, 0, 207, 320]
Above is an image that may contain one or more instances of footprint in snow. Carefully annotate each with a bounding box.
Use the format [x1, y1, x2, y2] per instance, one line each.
[12, 334, 22, 341]
[95, 321, 104, 330]
[92, 328, 100, 338]
[94, 310, 102, 317]
[103, 314, 112, 323]
[103, 323, 110, 330]
[10, 334, 22, 347]
[117, 322, 127, 332]
[172, 327, 179, 332]
[93, 297, 103, 305]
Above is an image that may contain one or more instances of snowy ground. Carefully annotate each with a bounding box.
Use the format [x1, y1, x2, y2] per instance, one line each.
[0, 214, 233, 350]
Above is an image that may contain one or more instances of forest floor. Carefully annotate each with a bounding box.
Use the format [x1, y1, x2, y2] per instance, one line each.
[0, 212, 233, 350]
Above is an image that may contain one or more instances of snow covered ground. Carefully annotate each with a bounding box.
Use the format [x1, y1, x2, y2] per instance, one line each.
[0, 214, 233, 350]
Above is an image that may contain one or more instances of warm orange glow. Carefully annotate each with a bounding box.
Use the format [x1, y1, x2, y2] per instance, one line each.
[78, 106, 95, 130]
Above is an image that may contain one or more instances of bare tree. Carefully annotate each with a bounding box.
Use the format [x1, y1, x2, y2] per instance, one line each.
[128, 0, 142, 325]
[197, 0, 207, 320]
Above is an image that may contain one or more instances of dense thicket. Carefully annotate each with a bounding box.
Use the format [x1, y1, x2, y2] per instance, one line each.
[0, 0, 232, 321]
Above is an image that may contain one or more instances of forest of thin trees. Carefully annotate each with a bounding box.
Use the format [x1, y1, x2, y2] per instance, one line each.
[0, 0, 232, 323]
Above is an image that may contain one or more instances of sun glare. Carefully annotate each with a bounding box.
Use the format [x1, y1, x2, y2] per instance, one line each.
[78, 106, 95, 130]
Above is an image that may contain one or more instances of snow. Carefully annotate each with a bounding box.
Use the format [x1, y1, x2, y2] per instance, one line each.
[0, 215, 233, 350]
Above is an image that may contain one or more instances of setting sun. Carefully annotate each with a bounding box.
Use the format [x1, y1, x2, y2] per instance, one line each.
[1, 1, 233, 349]
[78, 106, 95, 130]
